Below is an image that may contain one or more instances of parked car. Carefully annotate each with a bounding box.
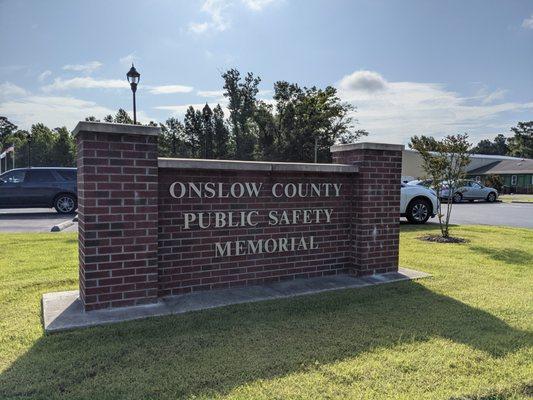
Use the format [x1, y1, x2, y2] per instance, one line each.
[440, 180, 498, 203]
[400, 183, 439, 224]
[0, 167, 77, 214]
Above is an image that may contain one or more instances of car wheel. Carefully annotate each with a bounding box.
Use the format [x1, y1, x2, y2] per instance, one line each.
[453, 193, 463, 203]
[54, 194, 77, 214]
[486, 192, 497, 203]
[406, 198, 431, 224]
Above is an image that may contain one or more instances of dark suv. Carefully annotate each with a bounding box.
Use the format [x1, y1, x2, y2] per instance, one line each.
[0, 167, 77, 214]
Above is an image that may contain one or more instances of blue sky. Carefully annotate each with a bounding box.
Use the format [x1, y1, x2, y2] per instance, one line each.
[0, 0, 532, 144]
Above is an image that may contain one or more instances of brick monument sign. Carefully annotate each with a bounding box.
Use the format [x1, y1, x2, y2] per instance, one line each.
[71, 121, 404, 312]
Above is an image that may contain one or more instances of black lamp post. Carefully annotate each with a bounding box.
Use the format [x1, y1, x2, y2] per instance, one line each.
[126, 64, 140, 124]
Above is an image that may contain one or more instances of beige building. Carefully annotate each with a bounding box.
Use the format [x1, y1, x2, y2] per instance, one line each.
[401, 149, 526, 181]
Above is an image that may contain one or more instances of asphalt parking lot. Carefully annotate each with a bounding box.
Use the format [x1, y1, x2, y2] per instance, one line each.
[0, 208, 77, 232]
[403, 201, 533, 228]
[0, 201, 532, 233]
[445, 201, 533, 228]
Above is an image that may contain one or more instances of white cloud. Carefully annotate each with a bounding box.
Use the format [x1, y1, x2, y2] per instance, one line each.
[0, 82, 28, 99]
[62, 61, 102, 74]
[42, 77, 128, 92]
[148, 85, 194, 95]
[38, 70, 52, 82]
[189, 0, 279, 34]
[241, 0, 277, 11]
[189, 0, 231, 34]
[336, 70, 533, 144]
[189, 22, 210, 34]
[481, 88, 507, 105]
[41, 76, 194, 96]
[258, 89, 272, 97]
[339, 70, 388, 92]
[522, 14, 533, 29]
[0, 91, 156, 129]
[0, 95, 114, 129]
[197, 89, 225, 97]
[120, 52, 139, 67]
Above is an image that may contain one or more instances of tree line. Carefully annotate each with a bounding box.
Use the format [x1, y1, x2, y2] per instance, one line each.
[0, 69, 367, 169]
[0, 68, 531, 169]
[157, 69, 368, 162]
[470, 121, 533, 158]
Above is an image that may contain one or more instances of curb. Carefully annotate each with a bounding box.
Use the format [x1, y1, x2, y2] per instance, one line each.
[510, 201, 533, 204]
[51, 219, 76, 232]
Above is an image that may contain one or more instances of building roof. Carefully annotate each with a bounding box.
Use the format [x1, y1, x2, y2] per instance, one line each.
[403, 149, 524, 161]
[468, 158, 533, 175]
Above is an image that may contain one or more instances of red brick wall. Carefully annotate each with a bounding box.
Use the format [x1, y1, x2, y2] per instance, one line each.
[76, 122, 403, 310]
[332, 146, 403, 275]
[76, 124, 159, 311]
[157, 169, 354, 296]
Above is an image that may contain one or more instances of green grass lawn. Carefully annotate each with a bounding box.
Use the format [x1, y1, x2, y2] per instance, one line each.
[499, 194, 533, 203]
[0, 226, 532, 399]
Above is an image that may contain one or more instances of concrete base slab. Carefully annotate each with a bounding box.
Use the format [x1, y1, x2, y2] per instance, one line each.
[42, 267, 430, 333]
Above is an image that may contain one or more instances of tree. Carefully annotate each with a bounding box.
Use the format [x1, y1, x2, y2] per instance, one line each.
[29, 123, 56, 166]
[484, 174, 504, 192]
[470, 134, 508, 155]
[222, 69, 260, 160]
[409, 134, 471, 239]
[52, 127, 75, 166]
[507, 121, 533, 158]
[201, 104, 214, 159]
[159, 118, 187, 158]
[272, 82, 360, 162]
[0, 117, 18, 170]
[0, 116, 17, 146]
[184, 106, 203, 157]
[113, 109, 134, 124]
[338, 129, 370, 145]
[252, 101, 277, 160]
[212, 104, 230, 159]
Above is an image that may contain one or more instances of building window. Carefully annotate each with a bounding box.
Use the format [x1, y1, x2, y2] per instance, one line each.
[511, 175, 517, 186]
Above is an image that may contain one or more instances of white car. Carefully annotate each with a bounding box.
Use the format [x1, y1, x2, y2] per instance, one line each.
[400, 183, 439, 224]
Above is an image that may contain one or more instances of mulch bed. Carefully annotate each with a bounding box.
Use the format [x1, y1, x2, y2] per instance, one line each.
[417, 234, 469, 244]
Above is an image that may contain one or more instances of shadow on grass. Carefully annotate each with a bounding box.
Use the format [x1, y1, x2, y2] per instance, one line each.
[470, 246, 533, 265]
[1, 281, 531, 399]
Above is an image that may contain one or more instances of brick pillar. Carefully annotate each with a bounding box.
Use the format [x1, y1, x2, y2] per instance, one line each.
[74, 122, 160, 311]
[330, 142, 404, 276]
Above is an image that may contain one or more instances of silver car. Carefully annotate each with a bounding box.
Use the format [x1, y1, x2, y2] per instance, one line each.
[441, 180, 498, 203]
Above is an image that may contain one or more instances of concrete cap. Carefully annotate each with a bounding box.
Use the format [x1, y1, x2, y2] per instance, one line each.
[330, 142, 404, 152]
[158, 158, 358, 173]
[73, 121, 160, 137]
